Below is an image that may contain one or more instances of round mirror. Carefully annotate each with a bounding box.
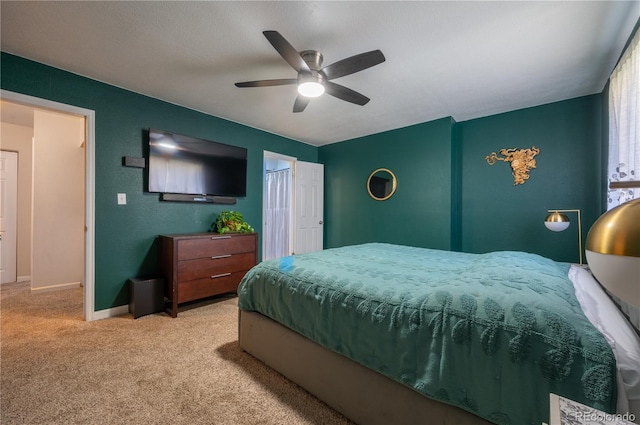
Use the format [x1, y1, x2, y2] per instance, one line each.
[367, 168, 397, 201]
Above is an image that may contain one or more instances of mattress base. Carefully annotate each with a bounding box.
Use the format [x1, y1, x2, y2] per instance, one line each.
[238, 309, 492, 425]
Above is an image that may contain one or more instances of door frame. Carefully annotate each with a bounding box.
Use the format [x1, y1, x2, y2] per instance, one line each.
[1, 90, 96, 321]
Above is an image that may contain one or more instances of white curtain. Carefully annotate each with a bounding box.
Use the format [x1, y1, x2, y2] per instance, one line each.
[607, 29, 640, 209]
[264, 169, 291, 260]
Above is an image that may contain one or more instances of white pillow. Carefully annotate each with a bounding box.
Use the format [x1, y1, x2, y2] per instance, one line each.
[569, 265, 640, 419]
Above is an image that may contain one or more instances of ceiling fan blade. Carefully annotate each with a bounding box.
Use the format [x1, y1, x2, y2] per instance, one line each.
[322, 50, 385, 80]
[324, 82, 370, 106]
[263, 30, 311, 74]
[293, 95, 310, 113]
[235, 79, 298, 88]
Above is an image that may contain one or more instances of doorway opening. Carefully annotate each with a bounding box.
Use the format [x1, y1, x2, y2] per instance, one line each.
[263, 151, 295, 261]
[1, 90, 96, 321]
[262, 152, 325, 260]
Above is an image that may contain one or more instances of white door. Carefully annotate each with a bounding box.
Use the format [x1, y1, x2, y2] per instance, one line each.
[0, 151, 18, 284]
[294, 161, 324, 254]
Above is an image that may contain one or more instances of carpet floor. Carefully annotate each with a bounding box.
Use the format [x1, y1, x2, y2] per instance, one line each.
[0, 282, 353, 424]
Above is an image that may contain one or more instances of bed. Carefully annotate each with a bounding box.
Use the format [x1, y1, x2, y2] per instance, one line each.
[237, 243, 640, 425]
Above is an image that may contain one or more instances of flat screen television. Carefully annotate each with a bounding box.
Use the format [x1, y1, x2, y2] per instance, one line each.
[147, 129, 247, 200]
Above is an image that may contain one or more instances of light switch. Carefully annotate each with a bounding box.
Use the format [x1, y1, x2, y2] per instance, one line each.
[117, 193, 127, 205]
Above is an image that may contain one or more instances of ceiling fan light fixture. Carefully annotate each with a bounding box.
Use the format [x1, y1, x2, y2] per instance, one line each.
[298, 81, 325, 98]
[235, 31, 385, 111]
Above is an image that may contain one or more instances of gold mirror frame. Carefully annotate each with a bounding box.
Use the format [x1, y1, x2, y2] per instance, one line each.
[367, 168, 397, 201]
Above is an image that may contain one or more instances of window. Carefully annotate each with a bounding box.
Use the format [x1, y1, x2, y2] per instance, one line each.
[607, 28, 639, 209]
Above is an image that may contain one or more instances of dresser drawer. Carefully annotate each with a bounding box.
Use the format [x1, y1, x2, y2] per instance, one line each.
[177, 270, 245, 303]
[159, 232, 257, 317]
[177, 252, 255, 282]
[177, 235, 254, 260]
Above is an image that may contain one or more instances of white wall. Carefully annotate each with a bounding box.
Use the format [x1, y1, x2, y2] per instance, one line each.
[32, 109, 84, 289]
[0, 121, 33, 281]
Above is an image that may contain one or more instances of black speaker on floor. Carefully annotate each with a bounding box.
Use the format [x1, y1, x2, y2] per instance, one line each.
[128, 276, 165, 319]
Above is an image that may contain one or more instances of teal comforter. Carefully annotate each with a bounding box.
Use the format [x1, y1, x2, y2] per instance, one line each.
[237, 244, 617, 425]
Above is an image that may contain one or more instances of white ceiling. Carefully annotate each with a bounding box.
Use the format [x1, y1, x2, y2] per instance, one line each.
[1, 1, 638, 146]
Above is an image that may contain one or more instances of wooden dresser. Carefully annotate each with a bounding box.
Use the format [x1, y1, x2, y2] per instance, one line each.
[158, 232, 257, 317]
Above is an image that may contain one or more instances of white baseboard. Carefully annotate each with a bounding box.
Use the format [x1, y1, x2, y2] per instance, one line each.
[0, 276, 31, 284]
[31, 281, 81, 293]
[26, 281, 130, 321]
[92, 304, 130, 321]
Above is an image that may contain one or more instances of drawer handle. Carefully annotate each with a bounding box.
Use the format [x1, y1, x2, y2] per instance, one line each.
[211, 254, 232, 260]
[211, 236, 231, 240]
[210, 273, 231, 279]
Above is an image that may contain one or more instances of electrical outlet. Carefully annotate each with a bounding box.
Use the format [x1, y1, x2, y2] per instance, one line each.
[117, 193, 127, 205]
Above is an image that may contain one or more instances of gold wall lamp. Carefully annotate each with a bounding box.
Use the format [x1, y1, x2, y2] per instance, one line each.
[485, 146, 540, 185]
[544, 209, 583, 265]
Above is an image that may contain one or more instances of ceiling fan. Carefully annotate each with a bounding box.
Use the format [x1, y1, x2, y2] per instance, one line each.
[235, 31, 385, 113]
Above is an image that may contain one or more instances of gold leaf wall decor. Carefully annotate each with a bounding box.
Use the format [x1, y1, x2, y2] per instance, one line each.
[485, 146, 540, 185]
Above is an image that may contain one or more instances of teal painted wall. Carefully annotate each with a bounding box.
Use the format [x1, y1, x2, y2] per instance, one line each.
[460, 95, 605, 263]
[1, 53, 318, 311]
[320, 95, 605, 264]
[319, 118, 456, 250]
